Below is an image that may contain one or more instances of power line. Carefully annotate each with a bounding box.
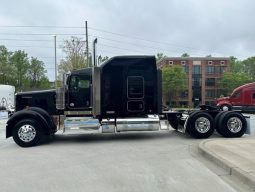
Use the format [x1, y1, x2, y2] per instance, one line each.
[0, 25, 83, 29]
[0, 32, 85, 36]
[0, 25, 221, 53]
[0, 24, 240, 55]
[88, 27, 221, 54]
[0, 38, 63, 42]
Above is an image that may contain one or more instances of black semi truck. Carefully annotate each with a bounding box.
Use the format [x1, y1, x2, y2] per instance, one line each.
[6, 56, 248, 147]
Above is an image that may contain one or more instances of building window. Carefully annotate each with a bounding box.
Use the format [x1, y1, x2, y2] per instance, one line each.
[215, 66, 226, 74]
[208, 61, 213, 65]
[184, 65, 189, 73]
[205, 90, 216, 98]
[169, 61, 173, 65]
[181, 61, 186, 65]
[220, 61, 225, 65]
[192, 65, 201, 74]
[220, 66, 226, 73]
[192, 77, 201, 86]
[180, 90, 188, 98]
[205, 78, 215, 86]
[206, 66, 215, 74]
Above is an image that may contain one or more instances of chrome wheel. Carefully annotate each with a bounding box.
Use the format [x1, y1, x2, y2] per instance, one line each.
[227, 117, 242, 133]
[195, 117, 210, 133]
[18, 125, 36, 143]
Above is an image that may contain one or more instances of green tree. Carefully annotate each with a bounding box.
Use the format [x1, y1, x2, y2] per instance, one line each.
[229, 56, 244, 73]
[58, 36, 89, 75]
[162, 65, 187, 106]
[156, 53, 166, 61]
[181, 53, 190, 57]
[27, 57, 48, 89]
[0, 46, 12, 84]
[9, 50, 29, 91]
[218, 72, 252, 96]
[242, 56, 255, 81]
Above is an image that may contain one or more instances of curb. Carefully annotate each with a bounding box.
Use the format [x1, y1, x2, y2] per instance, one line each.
[198, 140, 255, 188]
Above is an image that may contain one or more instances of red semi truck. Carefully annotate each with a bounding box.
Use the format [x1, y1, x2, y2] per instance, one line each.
[216, 82, 255, 112]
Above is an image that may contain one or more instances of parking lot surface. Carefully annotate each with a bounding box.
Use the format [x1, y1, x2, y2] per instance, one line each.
[0, 117, 247, 192]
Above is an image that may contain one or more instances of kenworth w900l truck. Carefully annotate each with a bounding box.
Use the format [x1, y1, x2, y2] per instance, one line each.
[6, 56, 248, 147]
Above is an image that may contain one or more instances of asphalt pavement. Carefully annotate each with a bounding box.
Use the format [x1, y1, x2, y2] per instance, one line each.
[0, 119, 240, 192]
[0, 114, 254, 192]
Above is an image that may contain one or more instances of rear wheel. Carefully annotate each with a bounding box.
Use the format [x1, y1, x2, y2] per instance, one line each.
[12, 119, 43, 147]
[214, 111, 226, 135]
[186, 112, 215, 138]
[218, 111, 247, 138]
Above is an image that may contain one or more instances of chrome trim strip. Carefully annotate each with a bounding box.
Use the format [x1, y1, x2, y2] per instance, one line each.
[92, 67, 101, 116]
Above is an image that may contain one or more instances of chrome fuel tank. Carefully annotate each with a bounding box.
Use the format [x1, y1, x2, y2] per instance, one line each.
[116, 115, 160, 132]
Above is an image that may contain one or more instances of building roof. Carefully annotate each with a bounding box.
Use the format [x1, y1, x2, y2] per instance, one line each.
[158, 57, 230, 63]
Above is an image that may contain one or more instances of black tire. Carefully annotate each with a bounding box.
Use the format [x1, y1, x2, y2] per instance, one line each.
[214, 111, 226, 135]
[12, 119, 43, 147]
[220, 104, 231, 111]
[186, 112, 215, 138]
[218, 111, 247, 138]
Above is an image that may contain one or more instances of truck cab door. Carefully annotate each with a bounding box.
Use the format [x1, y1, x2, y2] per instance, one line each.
[230, 91, 242, 106]
[252, 92, 255, 105]
[68, 75, 91, 109]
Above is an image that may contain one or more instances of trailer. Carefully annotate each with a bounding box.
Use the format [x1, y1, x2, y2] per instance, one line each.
[6, 56, 248, 147]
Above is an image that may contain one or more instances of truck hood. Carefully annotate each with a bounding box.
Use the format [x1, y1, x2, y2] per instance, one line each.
[216, 96, 229, 102]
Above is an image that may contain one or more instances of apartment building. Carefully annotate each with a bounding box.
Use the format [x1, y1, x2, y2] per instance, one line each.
[157, 57, 230, 107]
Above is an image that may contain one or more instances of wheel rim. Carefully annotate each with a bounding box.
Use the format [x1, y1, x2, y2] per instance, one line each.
[227, 117, 242, 133]
[222, 105, 229, 111]
[195, 117, 211, 133]
[18, 125, 36, 143]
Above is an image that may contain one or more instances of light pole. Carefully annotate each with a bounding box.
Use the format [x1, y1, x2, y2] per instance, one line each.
[53, 35, 57, 88]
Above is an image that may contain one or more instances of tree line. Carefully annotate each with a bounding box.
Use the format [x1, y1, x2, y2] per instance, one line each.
[0, 45, 50, 91]
[219, 56, 255, 95]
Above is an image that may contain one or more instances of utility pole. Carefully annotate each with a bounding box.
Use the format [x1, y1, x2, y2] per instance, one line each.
[53, 35, 57, 89]
[85, 21, 89, 67]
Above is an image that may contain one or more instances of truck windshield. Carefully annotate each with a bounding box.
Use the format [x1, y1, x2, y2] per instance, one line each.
[231, 91, 240, 98]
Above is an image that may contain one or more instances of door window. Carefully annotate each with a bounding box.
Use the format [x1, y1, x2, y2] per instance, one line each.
[68, 75, 91, 108]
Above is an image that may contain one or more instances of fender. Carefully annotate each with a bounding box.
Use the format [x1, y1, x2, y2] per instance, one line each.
[6, 109, 51, 138]
[216, 100, 232, 108]
[28, 107, 57, 132]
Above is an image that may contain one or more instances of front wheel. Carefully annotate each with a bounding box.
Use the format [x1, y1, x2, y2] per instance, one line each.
[12, 119, 43, 147]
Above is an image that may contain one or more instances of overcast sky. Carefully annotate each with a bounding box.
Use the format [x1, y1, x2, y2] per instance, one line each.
[0, 0, 254, 80]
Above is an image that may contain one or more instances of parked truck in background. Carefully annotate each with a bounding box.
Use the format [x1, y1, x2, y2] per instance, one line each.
[6, 56, 248, 147]
[216, 82, 255, 112]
